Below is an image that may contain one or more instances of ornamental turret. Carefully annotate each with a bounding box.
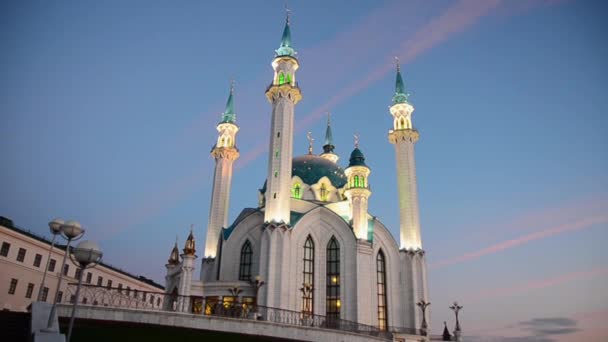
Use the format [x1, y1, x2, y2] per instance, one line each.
[167, 240, 180, 266]
[204, 82, 240, 258]
[320, 113, 339, 163]
[264, 11, 302, 225]
[388, 59, 422, 250]
[344, 136, 371, 240]
[184, 228, 196, 256]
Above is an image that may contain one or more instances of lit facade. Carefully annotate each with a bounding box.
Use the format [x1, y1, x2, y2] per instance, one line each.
[165, 14, 429, 338]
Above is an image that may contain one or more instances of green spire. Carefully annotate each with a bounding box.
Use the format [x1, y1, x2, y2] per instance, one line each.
[276, 9, 296, 57]
[323, 112, 334, 149]
[393, 57, 409, 104]
[220, 80, 236, 123]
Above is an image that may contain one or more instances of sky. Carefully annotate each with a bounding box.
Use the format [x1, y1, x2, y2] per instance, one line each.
[1, 0, 607, 340]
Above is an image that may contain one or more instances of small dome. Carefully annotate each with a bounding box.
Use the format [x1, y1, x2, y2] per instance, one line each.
[348, 148, 368, 168]
[292, 154, 348, 188]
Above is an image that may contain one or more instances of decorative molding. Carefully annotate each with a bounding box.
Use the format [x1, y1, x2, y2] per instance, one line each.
[388, 128, 420, 144]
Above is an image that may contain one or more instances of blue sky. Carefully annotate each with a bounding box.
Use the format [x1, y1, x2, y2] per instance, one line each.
[1, 0, 607, 340]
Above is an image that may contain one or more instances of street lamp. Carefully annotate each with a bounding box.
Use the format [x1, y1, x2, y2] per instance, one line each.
[300, 283, 313, 314]
[416, 300, 430, 336]
[45, 220, 85, 330]
[249, 275, 265, 314]
[449, 301, 463, 341]
[66, 240, 103, 342]
[37, 218, 64, 301]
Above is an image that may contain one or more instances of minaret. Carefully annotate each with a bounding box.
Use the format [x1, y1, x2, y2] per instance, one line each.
[344, 136, 371, 240]
[204, 82, 240, 258]
[388, 60, 422, 250]
[320, 113, 339, 163]
[178, 226, 197, 312]
[263, 11, 302, 224]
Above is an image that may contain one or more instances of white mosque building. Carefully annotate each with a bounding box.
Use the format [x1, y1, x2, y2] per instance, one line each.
[164, 13, 432, 337]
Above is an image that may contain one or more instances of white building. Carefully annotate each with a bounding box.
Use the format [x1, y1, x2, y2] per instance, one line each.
[0, 216, 164, 312]
[165, 13, 430, 338]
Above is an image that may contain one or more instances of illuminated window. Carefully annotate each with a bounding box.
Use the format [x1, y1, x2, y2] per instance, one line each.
[320, 183, 328, 201]
[278, 72, 285, 85]
[302, 236, 314, 316]
[292, 183, 302, 199]
[239, 240, 252, 281]
[286, 73, 292, 84]
[275, 150, 279, 158]
[377, 250, 388, 330]
[326, 237, 340, 323]
[361, 177, 365, 188]
[274, 171, 278, 178]
[354, 175, 359, 188]
[400, 117, 405, 129]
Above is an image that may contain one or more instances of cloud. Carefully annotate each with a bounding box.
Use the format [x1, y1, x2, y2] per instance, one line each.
[468, 317, 581, 342]
[466, 266, 608, 302]
[430, 215, 608, 269]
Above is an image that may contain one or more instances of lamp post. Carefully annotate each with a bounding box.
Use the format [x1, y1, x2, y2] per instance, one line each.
[300, 283, 313, 314]
[37, 218, 64, 301]
[249, 275, 265, 314]
[66, 240, 103, 342]
[45, 220, 85, 331]
[449, 301, 463, 341]
[416, 300, 430, 336]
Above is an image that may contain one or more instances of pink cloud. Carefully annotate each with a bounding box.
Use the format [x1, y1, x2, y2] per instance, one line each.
[431, 215, 608, 269]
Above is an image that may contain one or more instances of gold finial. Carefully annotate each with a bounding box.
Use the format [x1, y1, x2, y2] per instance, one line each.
[306, 131, 314, 154]
[285, 2, 291, 25]
[354, 133, 360, 148]
[395, 56, 400, 72]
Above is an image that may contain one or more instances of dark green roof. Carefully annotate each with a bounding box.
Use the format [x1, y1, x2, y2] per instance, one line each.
[276, 16, 296, 57]
[393, 66, 410, 104]
[220, 83, 236, 123]
[348, 147, 368, 168]
[292, 154, 347, 188]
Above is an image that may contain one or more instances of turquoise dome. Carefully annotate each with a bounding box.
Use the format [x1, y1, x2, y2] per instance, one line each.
[259, 155, 348, 194]
[292, 154, 347, 188]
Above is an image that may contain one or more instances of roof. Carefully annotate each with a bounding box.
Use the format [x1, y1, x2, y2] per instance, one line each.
[0, 216, 164, 290]
[348, 147, 368, 168]
[292, 154, 347, 188]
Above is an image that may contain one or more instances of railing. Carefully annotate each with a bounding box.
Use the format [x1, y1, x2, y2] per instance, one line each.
[64, 284, 421, 340]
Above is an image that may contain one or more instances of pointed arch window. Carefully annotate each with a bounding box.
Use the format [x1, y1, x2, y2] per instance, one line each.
[292, 183, 302, 199]
[278, 72, 285, 85]
[302, 236, 314, 316]
[326, 237, 340, 323]
[239, 240, 253, 281]
[353, 175, 359, 188]
[377, 250, 388, 330]
[319, 183, 328, 201]
[286, 73, 292, 85]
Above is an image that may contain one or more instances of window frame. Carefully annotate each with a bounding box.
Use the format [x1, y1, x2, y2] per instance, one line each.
[238, 240, 253, 281]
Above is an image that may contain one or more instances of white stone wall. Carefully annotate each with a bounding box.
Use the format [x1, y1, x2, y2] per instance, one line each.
[204, 148, 238, 258]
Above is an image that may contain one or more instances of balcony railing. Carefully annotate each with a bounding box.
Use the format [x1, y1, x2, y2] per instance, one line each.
[64, 284, 421, 340]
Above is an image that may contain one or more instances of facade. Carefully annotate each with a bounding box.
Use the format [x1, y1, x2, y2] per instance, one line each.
[165, 13, 429, 337]
[0, 216, 164, 312]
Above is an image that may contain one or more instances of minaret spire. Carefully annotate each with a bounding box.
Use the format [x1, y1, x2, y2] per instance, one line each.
[344, 137, 371, 240]
[276, 5, 296, 57]
[320, 112, 339, 163]
[393, 57, 409, 105]
[204, 80, 240, 258]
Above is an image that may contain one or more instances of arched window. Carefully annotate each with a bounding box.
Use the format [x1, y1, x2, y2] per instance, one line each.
[400, 117, 405, 130]
[239, 240, 253, 281]
[353, 175, 359, 188]
[361, 176, 365, 188]
[292, 183, 302, 199]
[319, 183, 328, 201]
[326, 237, 340, 323]
[286, 73, 292, 84]
[302, 236, 314, 316]
[377, 250, 388, 330]
[278, 72, 285, 85]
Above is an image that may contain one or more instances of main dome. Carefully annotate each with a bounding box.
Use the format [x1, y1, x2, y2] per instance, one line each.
[292, 154, 347, 188]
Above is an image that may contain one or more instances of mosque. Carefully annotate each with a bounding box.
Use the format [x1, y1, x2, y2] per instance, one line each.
[163, 12, 432, 336]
